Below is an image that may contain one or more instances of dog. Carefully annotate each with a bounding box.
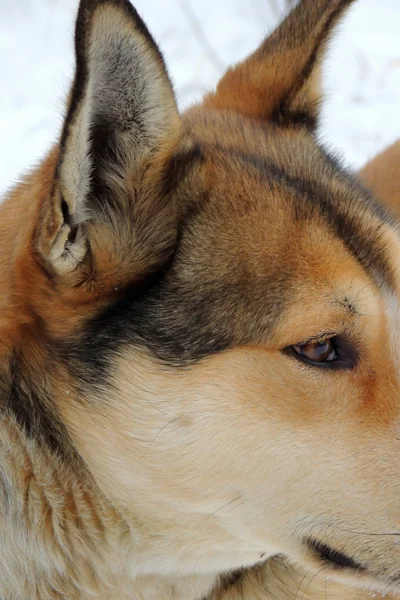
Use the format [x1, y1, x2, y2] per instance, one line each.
[1, 0, 400, 598]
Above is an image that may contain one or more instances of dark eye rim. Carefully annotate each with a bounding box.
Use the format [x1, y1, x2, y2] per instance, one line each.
[282, 335, 358, 371]
[305, 538, 366, 572]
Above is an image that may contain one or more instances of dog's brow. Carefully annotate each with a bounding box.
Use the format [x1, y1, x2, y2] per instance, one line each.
[201, 144, 395, 293]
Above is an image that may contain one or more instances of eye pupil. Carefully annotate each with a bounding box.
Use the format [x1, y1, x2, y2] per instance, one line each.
[293, 339, 337, 363]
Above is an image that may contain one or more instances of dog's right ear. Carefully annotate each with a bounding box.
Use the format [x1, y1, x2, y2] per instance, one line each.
[203, 0, 356, 131]
[36, 0, 181, 294]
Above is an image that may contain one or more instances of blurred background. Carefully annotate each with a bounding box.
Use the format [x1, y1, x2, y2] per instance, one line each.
[0, 0, 399, 198]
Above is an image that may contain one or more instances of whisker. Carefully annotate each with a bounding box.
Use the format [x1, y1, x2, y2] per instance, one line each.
[196, 495, 243, 528]
[294, 570, 310, 600]
[301, 567, 325, 600]
[224, 497, 247, 514]
[331, 524, 400, 538]
[357, 293, 378, 305]
[144, 399, 169, 416]
[355, 282, 375, 302]
[357, 311, 379, 319]
[143, 416, 183, 457]
[349, 274, 358, 291]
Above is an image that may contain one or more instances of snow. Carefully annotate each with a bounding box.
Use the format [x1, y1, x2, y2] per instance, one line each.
[0, 0, 399, 198]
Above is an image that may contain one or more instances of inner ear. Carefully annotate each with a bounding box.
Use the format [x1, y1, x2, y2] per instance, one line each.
[37, 0, 181, 287]
[60, 0, 179, 218]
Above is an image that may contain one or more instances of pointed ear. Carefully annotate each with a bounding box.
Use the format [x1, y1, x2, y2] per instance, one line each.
[203, 0, 356, 129]
[37, 0, 181, 290]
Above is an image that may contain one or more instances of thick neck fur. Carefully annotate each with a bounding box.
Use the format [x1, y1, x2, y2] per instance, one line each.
[0, 415, 221, 599]
[0, 416, 132, 599]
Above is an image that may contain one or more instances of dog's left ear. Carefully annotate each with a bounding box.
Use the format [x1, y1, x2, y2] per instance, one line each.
[204, 0, 356, 130]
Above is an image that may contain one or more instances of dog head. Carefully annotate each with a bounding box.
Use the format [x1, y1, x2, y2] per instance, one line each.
[2, 0, 400, 593]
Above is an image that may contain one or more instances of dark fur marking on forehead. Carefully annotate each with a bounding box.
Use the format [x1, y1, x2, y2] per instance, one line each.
[208, 145, 394, 290]
[161, 143, 205, 198]
[63, 253, 236, 384]
[64, 208, 290, 384]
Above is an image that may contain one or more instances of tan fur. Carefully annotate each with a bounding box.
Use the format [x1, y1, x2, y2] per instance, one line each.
[1, 1, 400, 599]
[360, 141, 400, 221]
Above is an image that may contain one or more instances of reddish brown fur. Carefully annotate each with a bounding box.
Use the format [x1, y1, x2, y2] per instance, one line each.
[203, 0, 354, 125]
[360, 141, 400, 221]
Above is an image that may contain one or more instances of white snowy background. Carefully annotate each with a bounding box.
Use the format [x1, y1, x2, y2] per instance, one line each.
[0, 0, 399, 199]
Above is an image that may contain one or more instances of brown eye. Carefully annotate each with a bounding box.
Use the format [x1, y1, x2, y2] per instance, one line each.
[293, 338, 337, 363]
[284, 335, 358, 370]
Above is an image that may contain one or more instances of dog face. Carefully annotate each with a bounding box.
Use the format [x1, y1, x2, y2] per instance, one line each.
[2, 0, 400, 593]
